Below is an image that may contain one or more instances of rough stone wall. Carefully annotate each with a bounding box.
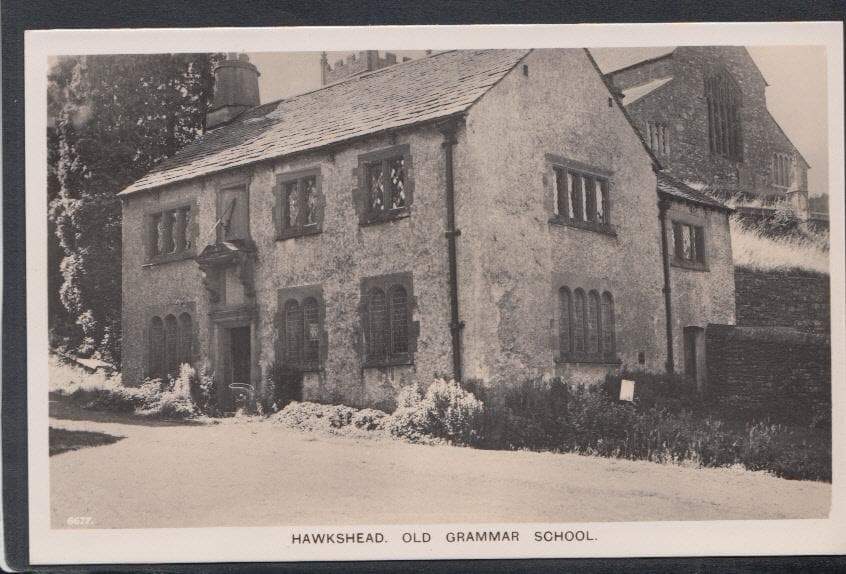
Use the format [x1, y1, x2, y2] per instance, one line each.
[608, 46, 809, 200]
[123, 125, 454, 410]
[734, 268, 830, 334]
[121, 178, 216, 386]
[458, 49, 670, 384]
[706, 324, 830, 425]
[666, 201, 736, 366]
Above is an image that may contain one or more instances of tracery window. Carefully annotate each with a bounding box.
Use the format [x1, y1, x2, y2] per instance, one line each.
[772, 152, 792, 188]
[706, 70, 743, 161]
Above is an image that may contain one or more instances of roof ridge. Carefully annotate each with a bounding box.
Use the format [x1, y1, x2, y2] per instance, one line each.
[229, 50, 461, 124]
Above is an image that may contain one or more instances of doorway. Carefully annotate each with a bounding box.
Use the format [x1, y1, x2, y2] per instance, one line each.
[683, 326, 706, 390]
[219, 325, 252, 411]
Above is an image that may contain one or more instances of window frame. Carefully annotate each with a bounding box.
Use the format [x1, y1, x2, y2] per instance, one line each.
[555, 283, 618, 364]
[772, 152, 792, 188]
[547, 154, 615, 236]
[671, 220, 708, 271]
[145, 303, 197, 379]
[144, 199, 199, 266]
[216, 178, 251, 243]
[274, 167, 324, 240]
[274, 284, 326, 372]
[360, 272, 417, 368]
[705, 70, 744, 162]
[355, 144, 414, 226]
[647, 121, 671, 155]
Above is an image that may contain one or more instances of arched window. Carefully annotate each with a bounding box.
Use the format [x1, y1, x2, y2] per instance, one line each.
[367, 287, 388, 360]
[587, 291, 600, 356]
[706, 70, 743, 161]
[573, 289, 586, 355]
[284, 300, 303, 367]
[601, 292, 616, 358]
[149, 316, 164, 378]
[559, 287, 572, 357]
[389, 285, 409, 354]
[302, 297, 320, 365]
[178, 313, 193, 366]
[164, 314, 179, 377]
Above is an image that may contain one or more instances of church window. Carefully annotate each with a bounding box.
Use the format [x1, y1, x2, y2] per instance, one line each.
[706, 70, 743, 161]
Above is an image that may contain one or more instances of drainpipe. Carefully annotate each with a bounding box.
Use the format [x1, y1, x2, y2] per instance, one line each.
[658, 196, 675, 373]
[441, 120, 464, 382]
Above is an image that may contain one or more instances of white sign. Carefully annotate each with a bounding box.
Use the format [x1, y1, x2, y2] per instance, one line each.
[620, 379, 635, 402]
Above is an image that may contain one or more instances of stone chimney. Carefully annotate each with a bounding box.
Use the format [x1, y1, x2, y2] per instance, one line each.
[320, 50, 400, 86]
[206, 53, 260, 130]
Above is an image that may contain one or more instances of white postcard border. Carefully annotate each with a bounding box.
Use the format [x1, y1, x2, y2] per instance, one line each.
[25, 22, 846, 564]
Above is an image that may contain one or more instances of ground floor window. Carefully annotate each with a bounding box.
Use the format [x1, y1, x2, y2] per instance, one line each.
[148, 312, 194, 379]
[275, 285, 325, 371]
[361, 272, 416, 366]
[559, 286, 615, 362]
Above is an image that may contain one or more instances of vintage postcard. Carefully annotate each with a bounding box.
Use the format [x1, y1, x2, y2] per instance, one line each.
[24, 22, 844, 564]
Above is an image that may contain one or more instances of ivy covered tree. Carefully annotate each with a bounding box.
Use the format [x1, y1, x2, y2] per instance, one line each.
[48, 53, 221, 364]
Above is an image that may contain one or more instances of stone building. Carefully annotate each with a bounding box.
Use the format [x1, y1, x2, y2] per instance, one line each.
[118, 49, 735, 411]
[604, 47, 813, 223]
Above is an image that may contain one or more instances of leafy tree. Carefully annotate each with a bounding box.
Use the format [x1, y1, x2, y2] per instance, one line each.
[48, 53, 220, 364]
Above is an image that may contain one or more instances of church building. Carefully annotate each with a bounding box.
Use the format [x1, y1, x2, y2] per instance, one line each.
[118, 49, 736, 411]
[604, 46, 812, 223]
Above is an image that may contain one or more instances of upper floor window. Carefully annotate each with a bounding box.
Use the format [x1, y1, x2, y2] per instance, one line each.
[148, 311, 194, 379]
[147, 204, 196, 263]
[361, 272, 416, 367]
[275, 285, 325, 371]
[553, 164, 612, 233]
[772, 152, 793, 188]
[218, 183, 250, 242]
[558, 286, 616, 363]
[275, 169, 323, 240]
[647, 121, 670, 155]
[357, 144, 413, 225]
[672, 221, 706, 269]
[705, 71, 743, 162]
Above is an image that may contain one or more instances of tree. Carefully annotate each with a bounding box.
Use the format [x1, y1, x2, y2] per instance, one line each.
[48, 53, 220, 364]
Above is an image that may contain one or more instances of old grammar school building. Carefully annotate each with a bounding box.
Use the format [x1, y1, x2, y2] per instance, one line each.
[118, 48, 807, 411]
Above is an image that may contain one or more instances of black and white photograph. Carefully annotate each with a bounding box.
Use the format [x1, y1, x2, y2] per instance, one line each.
[22, 22, 845, 564]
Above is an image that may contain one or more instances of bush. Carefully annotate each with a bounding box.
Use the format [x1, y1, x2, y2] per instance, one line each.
[266, 362, 303, 413]
[462, 375, 829, 481]
[388, 379, 483, 445]
[190, 366, 219, 416]
[135, 364, 198, 419]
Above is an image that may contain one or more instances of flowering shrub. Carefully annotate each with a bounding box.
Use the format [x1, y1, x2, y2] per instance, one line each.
[388, 379, 483, 445]
[135, 364, 198, 419]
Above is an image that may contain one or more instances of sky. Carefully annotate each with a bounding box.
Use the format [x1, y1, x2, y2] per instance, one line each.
[247, 47, 829, 197]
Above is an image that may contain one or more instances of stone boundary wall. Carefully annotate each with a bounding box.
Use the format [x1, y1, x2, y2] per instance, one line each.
[734, 267, 830, 334]
[705, 324, 830, 425]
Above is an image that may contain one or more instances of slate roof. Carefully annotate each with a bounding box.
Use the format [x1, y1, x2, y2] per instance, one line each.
[621, 76, 673, 106]
[656, 172, 732, 212]
[120, 49, 530, 196]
